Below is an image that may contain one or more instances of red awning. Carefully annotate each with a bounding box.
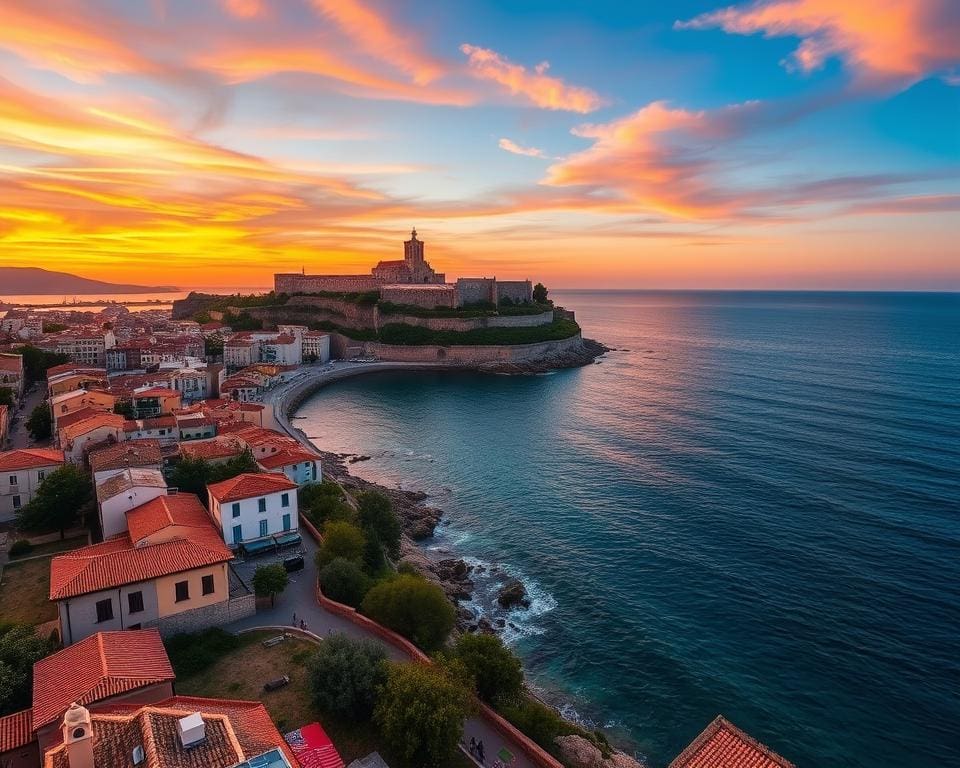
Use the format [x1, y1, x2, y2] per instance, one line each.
[285, 723, 345, 768]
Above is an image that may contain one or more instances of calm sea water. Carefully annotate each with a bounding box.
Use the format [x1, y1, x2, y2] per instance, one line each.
[295, 291, 960, 768]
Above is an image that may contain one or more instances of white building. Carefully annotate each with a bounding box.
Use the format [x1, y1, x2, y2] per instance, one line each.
[302, 331, 331, 363]
[0, 448, 65, 521]
[257, 447, 321, 485]
[95, 467, 168, 539]
[206, 472, 299, 549]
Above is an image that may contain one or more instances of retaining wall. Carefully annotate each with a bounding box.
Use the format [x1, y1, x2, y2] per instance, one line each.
[379, 310, 554, 332]
[364, 333, 584, 364]
[155, 594, 256, 637]
[275, 274, 379, 294]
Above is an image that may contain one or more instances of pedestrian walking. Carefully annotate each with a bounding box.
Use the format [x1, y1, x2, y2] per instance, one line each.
[300, 618, 307, 631]
[469, 737, 477, 756]
[478, 739, 485, 764]
[292, 612, 297, 626]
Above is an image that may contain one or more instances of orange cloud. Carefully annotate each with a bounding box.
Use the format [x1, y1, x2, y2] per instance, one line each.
[309, 0, 445, 85]
[460, 44, 605, 113]
[220, 0, 266, 19]
[677, 0, 960, 88]
[498, 138, 548, 158]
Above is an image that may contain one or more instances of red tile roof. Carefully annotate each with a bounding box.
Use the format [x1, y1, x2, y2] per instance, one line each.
[669, 717, 796, 768]
[49, 508, 232, 600]
[0, 448, 65, 471]
[88, 440, 162, 474]
[43, 696, 297, 768]
[125, 493, 211, 543]
[46, 363, 105, 379]
[59, 413, 125, 442]
[207, 472, 297, 503]
[133, 387, 179, 398]
[258, 448, 319, 470]
[0, 709, 33, 752]
[180, 437, 244, 461]
[32, 630, 174, 730]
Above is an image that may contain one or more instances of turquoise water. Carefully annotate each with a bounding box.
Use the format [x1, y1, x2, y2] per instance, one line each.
[295, 291, 960, 768]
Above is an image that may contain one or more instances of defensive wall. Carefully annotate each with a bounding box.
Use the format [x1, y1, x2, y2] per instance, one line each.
[274, 273, 379, 294]
[381, 309, 555, 332]
[363, 333, 585, 364]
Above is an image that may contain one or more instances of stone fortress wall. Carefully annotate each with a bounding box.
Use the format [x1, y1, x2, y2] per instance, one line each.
[275, 229, 534, 310]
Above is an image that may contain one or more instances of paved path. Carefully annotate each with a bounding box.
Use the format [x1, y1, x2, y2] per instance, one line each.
[7, 382, 47, 450]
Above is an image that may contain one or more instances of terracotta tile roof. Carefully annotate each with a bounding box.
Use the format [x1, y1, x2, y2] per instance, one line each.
[133, 387, 179, 398]
[95, 467, 166, 503]
[180, 437, 244, 461]
[45, 363, 105, 379]
[44, 697, 297, 768]
[0, 355, 22, 373]
[207, 472, 297, 503]
[176, 415, 217, 428]
[124, 415, 177, 431]
[55, 407, 107, 430]
[669, 717, 796, 768]
[49, 519, 232, 600]
[89, 440, 162, 474]
[125, 493, 212, 544]
[32, 630, 174, 730]
[0, 447, 65, 471]
[258, 448, 319, 470]
[60, 413, 125, 442]
[0, 709, 33, 752]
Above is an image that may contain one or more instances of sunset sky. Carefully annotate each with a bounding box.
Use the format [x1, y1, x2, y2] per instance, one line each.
[1, 0, 958, 289]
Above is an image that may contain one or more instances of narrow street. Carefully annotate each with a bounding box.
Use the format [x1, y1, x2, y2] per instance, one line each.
[7, 381, 46, 450]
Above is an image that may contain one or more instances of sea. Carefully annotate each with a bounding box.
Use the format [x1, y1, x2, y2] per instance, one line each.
[291, 291, 960, 768]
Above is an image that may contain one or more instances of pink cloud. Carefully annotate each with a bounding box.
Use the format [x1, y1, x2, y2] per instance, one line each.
[676, 0, 960, 89]
[498, 138, 548, 158]
[220, 0, 265, 19]
[460, 44, 605, 113]
[310, 0, 445, 85]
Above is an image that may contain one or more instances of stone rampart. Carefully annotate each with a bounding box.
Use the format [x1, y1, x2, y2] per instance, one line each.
[284, 295, 378, 326]
[456, 277, 496, 305]
[364, 333, 585, 364]
[381, 309, 554, 332]
[274, 273, 379, 294]
[497, 280, 533, 304]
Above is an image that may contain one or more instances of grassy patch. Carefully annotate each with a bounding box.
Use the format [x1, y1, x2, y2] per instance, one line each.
[378, 318, 579, 346]
[8, 535, 87, 560]
[174, 631, 473, 767]
[0, 558, 58, 626]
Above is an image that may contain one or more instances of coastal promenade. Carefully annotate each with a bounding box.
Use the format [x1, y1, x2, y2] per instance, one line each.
[236, 359, 554, 768]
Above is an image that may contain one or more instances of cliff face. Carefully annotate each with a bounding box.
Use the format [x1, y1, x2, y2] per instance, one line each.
[171, 292, 221, 319]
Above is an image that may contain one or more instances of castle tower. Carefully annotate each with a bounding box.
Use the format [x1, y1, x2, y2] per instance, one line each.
[62, 703, 95, 768]
[404, 227, 424, 264]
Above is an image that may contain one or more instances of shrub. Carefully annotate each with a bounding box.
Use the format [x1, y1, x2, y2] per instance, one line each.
[496, 694, 611, 758]
[319, 558, 372, 607]
[449, 633, 523, 704]
[7, 540, 32, 557]
[360, 574, 455, 652]
[377, 318, 579, 347]
[301, 481, 352, 527]
[0, 624, 54, 715]
[164, 628, 239, 677]
[357, 491, 401, 560]
[316, 521, 365, 569]
[374, 661, 472, 767]
[396, 560, 420, 576]
[307, 634, 386, 719]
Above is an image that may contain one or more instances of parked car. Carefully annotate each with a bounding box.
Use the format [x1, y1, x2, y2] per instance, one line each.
[283, 555, 305, 572]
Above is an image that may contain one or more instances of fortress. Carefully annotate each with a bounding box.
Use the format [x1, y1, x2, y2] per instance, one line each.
[274, 229, 533, 309]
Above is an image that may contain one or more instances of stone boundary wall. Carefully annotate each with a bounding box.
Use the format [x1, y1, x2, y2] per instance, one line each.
[365, 333, 584, 364]
[155, 594, 256, 637]
[284, 295, 378, 327]
[275, 274, 379, 294]
[380, 309, 554, 332]
[298, 511, 565, 768]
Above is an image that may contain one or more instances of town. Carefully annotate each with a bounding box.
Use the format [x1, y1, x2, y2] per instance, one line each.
[0, 293, 794, 768]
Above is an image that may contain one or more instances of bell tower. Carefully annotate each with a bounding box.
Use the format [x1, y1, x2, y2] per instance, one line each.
[62, 703, 95, 768]
[404, 227, 424, 264]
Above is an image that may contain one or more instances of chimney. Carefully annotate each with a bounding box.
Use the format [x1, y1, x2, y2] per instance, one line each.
[62, 703, 95, 768]
[177, 712, 205, 748]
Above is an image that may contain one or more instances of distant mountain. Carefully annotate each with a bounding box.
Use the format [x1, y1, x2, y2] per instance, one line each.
[0, 267, 178, 295]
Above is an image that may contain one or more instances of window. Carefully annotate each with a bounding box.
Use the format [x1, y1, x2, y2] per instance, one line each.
[127, 591, 144, 614]
[128, 623, 141, 631]
[8, 475, 16, 485]
[37, 470, 45, 481]
[259, 519, 268, 538]
[232, 524, 243, 543]
[258, 497, 267, 513]
[174, 581, 189, 602]
[231, 502, 240, 518]
[282, 513, 291, 532]
[12, 495, 20, 509]
[281, 493, 289, 508]
[95, 598, 114, 623]
[202, 574, 215, 595]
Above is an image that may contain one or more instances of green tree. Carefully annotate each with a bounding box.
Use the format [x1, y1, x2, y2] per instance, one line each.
[171, 450, 259, 501]
[16, 463, 92, 538]
[362, 531, 387, 576]
[13, 345, 70, 384]
[26, 402, 52, 441]
[307, 634, 386, 719]
[204, 335, 224, 359]
[113, 400, 135, 418]
[360, 574, 455, 652]
[533, 282, 549, 303]
[357, 490, 401, 560]
[300, 481, 352, 526]
[42, 322, 68, 333]
[0, 387, 15, 407]
[374, 661, 472, 767]
[208, 449, 259, 483]
[319, 558, 372, 607]
[316, 521, 366, 569]
[449, 633, 523, 704]
[0, 624, 54, 715]
[251, 564, 289, 607]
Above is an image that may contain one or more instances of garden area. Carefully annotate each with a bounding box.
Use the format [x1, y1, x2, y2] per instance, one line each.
[0, 557, 59, 626]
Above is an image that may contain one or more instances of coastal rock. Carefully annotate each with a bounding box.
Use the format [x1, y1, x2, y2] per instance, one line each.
[555, 736, 604, 768]
[477, 618, 495, 635]
[497, 579, 528, 609]
[348, 455, 372, 464]
[605, 753, 645, 768]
